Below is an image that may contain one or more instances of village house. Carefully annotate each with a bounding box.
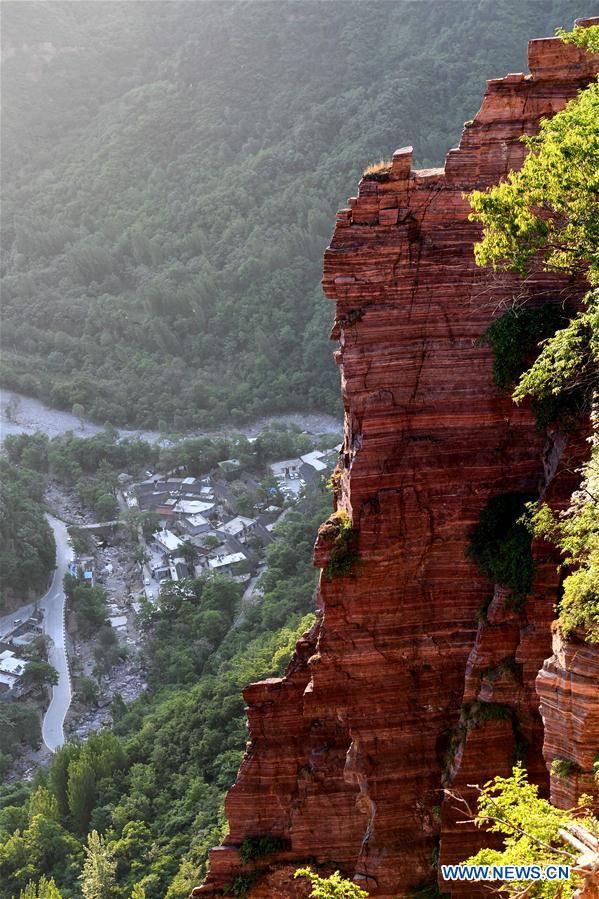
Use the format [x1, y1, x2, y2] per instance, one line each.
[153, 529, 184, 556]
[185, 529, 225, 556]
[300, 449, 327, 471]
[218, 515, 257, 543]
[269, 458, 302, 479]
[217, 458, 241, 477]
[211, 481, 238, 514]
[207, 551, 249, 575]
[154, 502, 177, 522]
[134, 473, 213, 515]
[174, 498, 216, 518]
[181, 476, 202, 492]
[67, 557, 95, 585]
[123, 491, 139, 510]
[0, 670, 18, 693]
[169, 557, 190, 581]
[137, 489, 170, 512]
[0, 648, 28, 695]
[150, 563, 171, 582]
[181, 512, 211, 536]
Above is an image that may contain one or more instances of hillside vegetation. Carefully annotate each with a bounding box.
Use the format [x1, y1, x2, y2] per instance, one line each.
[0, 459, 55, 607]
[1, 0, 583, 428]
[0, 485, 328, 898]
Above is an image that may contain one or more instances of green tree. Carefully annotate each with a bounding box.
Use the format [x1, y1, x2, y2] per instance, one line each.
[48, 742, 81, 819]
[179, 540, 198, 570]
[19, 876, 63, 898]
[77, 676, 100, 707]
[67, 757, 97, 834]
[4, 396, 20, 422]
[22, 660, 59, 697]
[72, 403, 86, 428]
[79, 831, 117, 899]
[23, 815, 82, 884]
[459, 765, 597, 897]
[0, 704, 41, 768]
[294, 868, 369, 898]
[136, 512, 158, 542]
[469, 78, 598, 286]
[69, 584, 109, 638]
[526, 458, 599, 642]
[94, 493, 118, 521]
[28, 788, 60, 824]
[468, 25, 599, 643]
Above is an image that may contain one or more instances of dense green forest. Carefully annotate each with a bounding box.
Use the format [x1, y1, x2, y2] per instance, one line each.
[0, 459, 55, 605]
[1, 0, 584, 428]
[0, 485, 328, 898]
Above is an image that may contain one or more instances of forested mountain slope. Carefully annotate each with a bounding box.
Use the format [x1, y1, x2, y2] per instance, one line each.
[1, 0, 584, 428]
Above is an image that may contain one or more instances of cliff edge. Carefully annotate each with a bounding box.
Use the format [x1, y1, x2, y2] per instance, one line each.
[196, 21, 599, 898]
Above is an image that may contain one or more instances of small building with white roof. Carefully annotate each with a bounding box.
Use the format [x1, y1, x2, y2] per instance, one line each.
[153, 529, 184, 556]
[269, 458, 302, 479]
[0, 671, 18, 693]
[219, 516, 256, 542]
[208, 551, 248, 573]
[175, 499, 215, 517]
[300, 450, 328, 472]
[182, 513, 211, 536]
[0, 649, 27, 677]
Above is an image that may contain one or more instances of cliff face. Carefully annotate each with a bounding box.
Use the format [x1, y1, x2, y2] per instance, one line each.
[197, 24, 599, 899]
[537, 629, 599, 809]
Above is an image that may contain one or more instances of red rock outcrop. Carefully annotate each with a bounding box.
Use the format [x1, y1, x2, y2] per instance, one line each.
[537, 628, 599, 810]
[196, 22, 598, 898]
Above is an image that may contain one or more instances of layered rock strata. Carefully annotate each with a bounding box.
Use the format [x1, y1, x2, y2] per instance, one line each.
[537, 629, 599, 810]
[197, 23, 598, 898]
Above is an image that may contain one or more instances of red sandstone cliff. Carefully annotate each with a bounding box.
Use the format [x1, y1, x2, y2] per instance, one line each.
[196, 22, 599, 899]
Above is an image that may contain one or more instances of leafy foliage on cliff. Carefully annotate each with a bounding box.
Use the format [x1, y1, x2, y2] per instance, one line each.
[461, 766, 598, 897]
[480, 302, 585, 428]
[0, 459, 55, 607]
[466, 493, 534, 602]
[0, 484, 328, 898]
[322, 510, 359, 579]
[1, 0, 584, 428]
[469, 76, 599, 285]
[512, 290, 599, 425]
[294, 868, 369, 898]
[527, 457, 599, 642]
[468, 24, 599, 643]
[481, 304, 572, 392]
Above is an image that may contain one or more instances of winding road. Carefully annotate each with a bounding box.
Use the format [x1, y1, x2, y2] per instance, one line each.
[40, 515, 73, 752]
[0, 515, 73, 750]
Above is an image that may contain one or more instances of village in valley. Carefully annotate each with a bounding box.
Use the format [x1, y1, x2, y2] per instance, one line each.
[0, 422, 341, 767]
[123, 442, 339, 600]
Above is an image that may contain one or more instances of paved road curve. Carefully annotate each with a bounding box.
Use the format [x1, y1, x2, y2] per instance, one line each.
[40, 515, 73, 752]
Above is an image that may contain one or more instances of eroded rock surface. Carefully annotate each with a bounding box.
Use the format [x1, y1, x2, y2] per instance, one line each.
[196, 22, 598, 898]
